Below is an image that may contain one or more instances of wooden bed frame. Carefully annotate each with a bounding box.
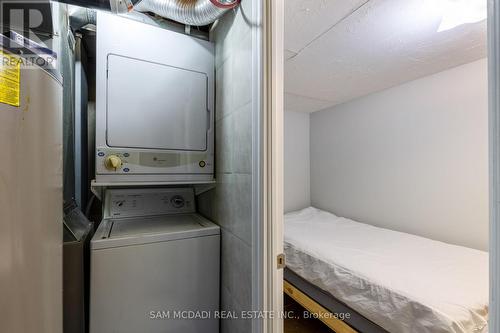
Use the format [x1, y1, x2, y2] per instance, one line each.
[284, 280, 357, 333]
[283, 268, 389, 333]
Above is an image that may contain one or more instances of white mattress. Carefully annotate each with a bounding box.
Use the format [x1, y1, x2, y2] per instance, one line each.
[284, 207, 488, 333]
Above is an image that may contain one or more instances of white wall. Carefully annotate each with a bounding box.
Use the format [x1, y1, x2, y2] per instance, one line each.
[284, 111, 310, 212]
[310, 58, 489, 250]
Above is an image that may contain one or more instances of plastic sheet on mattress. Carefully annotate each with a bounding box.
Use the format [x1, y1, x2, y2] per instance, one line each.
[284, 207, 488, 333]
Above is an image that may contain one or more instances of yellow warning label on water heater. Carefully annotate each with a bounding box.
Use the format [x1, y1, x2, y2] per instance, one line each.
[0, 50, 20, 107]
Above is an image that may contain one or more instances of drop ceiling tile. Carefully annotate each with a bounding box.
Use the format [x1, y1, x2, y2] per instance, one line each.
[284, 49, 297, 60]
[284, 0, 487, 106]
[285, 0, 368, 53]
[285, 93, 335, 113]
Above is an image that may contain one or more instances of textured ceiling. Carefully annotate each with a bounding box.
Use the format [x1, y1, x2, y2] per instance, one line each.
[285, 0, 487, 113]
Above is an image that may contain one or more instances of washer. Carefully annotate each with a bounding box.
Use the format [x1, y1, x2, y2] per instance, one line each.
[90, 188, 220, 333]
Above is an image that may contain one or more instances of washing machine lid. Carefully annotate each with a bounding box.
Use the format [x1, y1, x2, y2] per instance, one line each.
[92, 214, 219, 249]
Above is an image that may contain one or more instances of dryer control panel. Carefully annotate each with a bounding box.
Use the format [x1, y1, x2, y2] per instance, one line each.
[103, 188, 195, 219]
[96, 148, 213, 175]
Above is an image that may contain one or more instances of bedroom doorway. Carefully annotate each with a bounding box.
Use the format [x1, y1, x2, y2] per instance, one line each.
[274, 0, 499, 332]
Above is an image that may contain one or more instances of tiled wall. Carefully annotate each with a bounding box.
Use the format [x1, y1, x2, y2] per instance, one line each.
[197, 2, 256, 332]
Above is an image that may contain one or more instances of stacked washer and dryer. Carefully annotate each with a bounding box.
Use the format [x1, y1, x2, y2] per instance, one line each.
[90, 12, 219, 333]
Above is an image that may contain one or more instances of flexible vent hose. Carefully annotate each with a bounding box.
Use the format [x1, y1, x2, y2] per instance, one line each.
[69, 7, 97, 31]
[134, 0, 239, 26]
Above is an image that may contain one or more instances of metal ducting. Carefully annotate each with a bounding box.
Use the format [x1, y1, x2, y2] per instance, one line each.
[69, 7, 97, 31]
[134, 0, 239, 26]
[55, 0, 142, 13]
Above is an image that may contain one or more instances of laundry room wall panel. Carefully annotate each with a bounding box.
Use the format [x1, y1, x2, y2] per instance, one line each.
[221, 283, 251, 333]
[214, 103, 253, 175]
[215, 59, 232, 122]
[214, 0, 253, 70]
[233, 103, 253, 174]
[197, 1, 257, 332]
[200, 174, 252, 245]
[220, 229, 252, 309]
[215, 115, 233, 173]
[232, 174, 253, 241]
[310, 58, 488, 250]
[220, 286, 244, 332]
[232, 34, 253, 111]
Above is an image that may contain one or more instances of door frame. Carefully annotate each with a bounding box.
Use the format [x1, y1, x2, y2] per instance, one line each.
[264, 1, 500, 332]
[489, 0, 500, 331]
[261, 0, 285, 332]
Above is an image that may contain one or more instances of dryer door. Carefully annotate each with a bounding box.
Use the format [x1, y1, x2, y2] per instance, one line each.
[106, 54, 209, 151]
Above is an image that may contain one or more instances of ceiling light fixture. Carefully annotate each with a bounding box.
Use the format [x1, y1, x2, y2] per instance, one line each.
[437, 0, 487, 32]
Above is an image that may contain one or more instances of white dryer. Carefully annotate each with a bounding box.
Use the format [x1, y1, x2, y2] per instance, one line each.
[90, 188, 220, 333]
[95, 12, 215, 184]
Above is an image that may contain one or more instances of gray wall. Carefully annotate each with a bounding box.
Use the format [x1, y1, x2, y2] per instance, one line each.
[284, 111, 310, 212]
[197, 1, 256, 332]
[310, 58, 488, 250]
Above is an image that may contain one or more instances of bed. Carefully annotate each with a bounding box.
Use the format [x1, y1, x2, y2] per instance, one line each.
[284, 207, 489, 333]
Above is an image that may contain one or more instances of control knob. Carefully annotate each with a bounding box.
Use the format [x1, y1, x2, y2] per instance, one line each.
[104, 155, 122, 171]
[170, 195, 185, 208]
